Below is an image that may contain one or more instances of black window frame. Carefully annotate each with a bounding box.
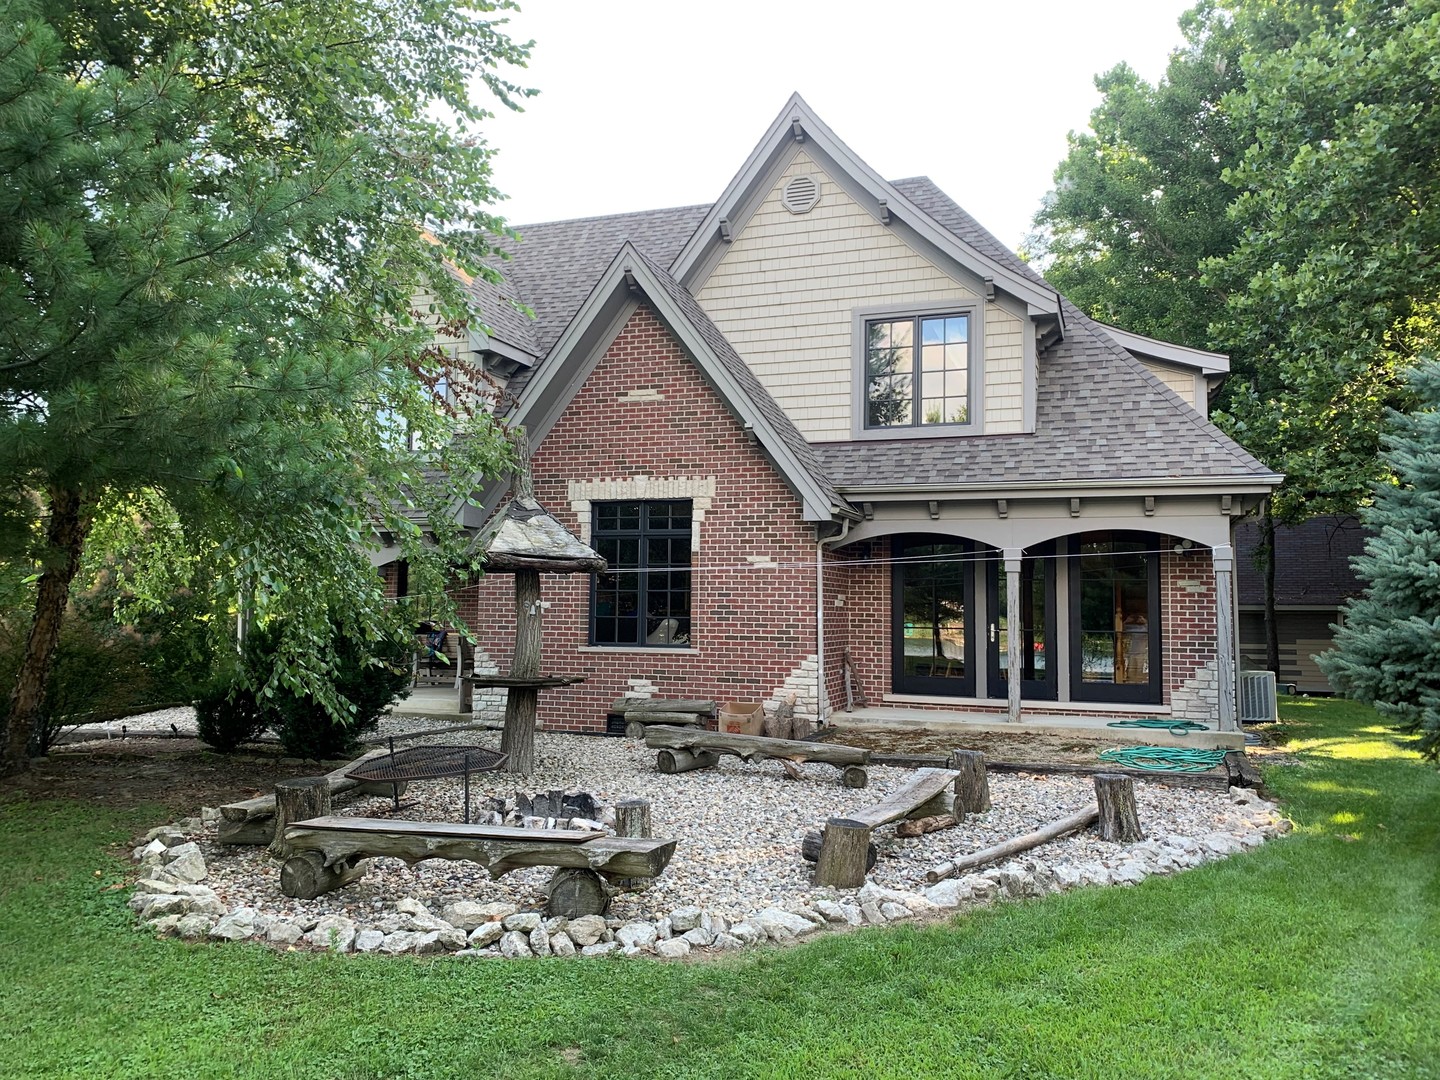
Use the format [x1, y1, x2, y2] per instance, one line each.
[862, 311, 975, 431]
[1067, 531, 1162, 704]
[588, 500, 693, 648]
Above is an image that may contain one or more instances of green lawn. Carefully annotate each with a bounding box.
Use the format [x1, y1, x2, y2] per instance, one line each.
[1, 698, 1437, 1079]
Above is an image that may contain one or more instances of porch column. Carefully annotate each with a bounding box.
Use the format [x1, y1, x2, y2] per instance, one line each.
[1004, 546, 1023, 724]
[1213, 544, 1237, 732]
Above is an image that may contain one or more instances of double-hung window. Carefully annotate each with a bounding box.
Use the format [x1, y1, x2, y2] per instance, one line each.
[590, 500, 692, 647]
[863, 312, 973, 430]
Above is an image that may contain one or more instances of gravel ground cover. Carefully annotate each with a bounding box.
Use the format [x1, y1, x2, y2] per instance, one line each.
[124, 720, 1288, 958]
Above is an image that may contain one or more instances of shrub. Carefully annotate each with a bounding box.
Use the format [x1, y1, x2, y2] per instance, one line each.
[194, 678, 268, 753]
[245, 626, 411, 760]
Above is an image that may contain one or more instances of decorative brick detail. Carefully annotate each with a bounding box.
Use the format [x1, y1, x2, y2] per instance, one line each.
[463, 303, 818, 733]
[1161, 542, 1218, 717]
[766, 654, 820, 727]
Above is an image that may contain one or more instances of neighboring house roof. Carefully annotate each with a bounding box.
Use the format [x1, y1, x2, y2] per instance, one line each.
[1235, 515, 1370, 607]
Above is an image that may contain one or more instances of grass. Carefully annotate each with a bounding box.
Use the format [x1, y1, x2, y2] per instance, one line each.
[1, 697, 1437, 1079]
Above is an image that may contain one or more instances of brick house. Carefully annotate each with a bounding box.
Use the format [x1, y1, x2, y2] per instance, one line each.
[379, 95, 1280, 735]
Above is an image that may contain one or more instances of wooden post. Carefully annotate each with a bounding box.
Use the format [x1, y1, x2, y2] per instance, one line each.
[268, 777, 331, 859]
[1004, 546, 1023, 724]
[457, 636, 474, 714]
[814, 817, 873, 888]
[1213, 544, 1238, 732]
[1094, 773, 1143, 842]
[949, 749, 992, 816]
[500, 567, 541, 774]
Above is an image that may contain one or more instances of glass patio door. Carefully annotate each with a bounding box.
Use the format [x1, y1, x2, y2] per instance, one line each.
[892, 539, 974, 696]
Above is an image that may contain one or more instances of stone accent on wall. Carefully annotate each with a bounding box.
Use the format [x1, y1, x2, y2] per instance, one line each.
[567, 475, 715, 550]
[1170, 659, 1220, 723]
[763, 654, 820, 728]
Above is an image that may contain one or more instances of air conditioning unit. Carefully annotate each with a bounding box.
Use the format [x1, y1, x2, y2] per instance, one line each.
[1238, 671, 1278, 724]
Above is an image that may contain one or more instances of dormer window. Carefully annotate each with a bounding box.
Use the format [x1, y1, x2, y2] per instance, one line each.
[860, 308, 978, 433]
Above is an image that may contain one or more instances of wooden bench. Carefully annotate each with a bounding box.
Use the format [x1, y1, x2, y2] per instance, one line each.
[614, 698, 714, 740]
[643, 725, 871, 788]
[278, 816, 678, 917]
[813, 767, 961, 887]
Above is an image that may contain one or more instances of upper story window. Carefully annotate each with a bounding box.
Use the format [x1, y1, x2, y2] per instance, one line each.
[590, 500, 692, 647]
[865, 313, 972, 429]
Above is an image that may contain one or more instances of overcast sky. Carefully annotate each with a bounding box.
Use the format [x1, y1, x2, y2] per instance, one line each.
[474, 0, 1196, 252]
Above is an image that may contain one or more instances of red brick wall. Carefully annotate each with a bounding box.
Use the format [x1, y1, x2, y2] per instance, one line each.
[464, 303, 819, 732]
[1160, 541, 1217, 703]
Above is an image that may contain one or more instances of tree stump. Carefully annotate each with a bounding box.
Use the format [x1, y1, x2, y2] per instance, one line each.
[949, 749, 992, 816]
[625, 720, 646, 740]
[613, 796, 652, 891]
[841, 765, 869, 789]
[545, 867, 610, 917]
[279, 851, 367, 900]
[655, 748, 720, 774]
[801, 829, 877, 871]
[1094, 773, 1144, 842]
[614, 796, 653, 840]
[269, 777, 331, 858]
[814, 817, 873, 888]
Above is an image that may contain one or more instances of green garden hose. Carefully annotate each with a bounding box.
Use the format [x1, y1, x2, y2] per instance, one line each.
[1097, 745, 1228, 773]
[1107, 718, 1209, 737]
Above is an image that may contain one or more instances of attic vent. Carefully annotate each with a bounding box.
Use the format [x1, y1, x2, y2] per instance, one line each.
[781, 174, 821, 214]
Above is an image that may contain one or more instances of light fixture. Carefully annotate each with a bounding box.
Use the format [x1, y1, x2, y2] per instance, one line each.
[1173, 539, 1195, 556]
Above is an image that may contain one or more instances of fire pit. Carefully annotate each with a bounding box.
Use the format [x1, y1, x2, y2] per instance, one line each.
[346, 745, 507, 823]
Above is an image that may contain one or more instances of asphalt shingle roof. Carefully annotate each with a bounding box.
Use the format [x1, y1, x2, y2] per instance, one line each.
[471, 175, 1275, 500]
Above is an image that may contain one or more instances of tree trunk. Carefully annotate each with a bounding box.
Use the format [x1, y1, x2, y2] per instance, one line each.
[269, 777, 332, 858]
[545, 867, 610, 918]
[2, 485, 93, 776]
[1094, 773, 1144, 842]
[655, 748, 719, 774]
[613, 796, 653, 891]
[500, 569, 542, 774]
[1261, 504, 1280, 678]
[949, 750, 992, 816]
[279, 851, 368, 901]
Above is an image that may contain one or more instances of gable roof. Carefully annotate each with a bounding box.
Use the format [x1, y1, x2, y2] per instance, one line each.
[508, 242, 848, 521]
[670, 94, 1062, 321]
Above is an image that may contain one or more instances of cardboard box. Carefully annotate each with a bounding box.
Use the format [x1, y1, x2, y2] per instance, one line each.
[718, 701, 764, 737]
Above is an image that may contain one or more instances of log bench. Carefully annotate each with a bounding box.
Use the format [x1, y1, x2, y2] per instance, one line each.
[614, 698, 715, 740]
[643, 725, 871, 787]
[278, 816, 678, 917]
[813, 767, 961, 887]
[217, 751, 406, 844]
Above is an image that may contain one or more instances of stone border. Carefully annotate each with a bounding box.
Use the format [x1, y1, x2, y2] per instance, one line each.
[127, 786, 1290, 959]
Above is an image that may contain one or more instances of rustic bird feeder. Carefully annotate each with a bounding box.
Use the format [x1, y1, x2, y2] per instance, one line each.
[471, 437, 603, 774]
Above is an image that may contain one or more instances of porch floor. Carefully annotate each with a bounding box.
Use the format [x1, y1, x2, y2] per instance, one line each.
[830, 706, 1245, 750]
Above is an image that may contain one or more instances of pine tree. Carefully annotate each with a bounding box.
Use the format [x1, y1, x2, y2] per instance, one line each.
[1319, 360, 1440, 758]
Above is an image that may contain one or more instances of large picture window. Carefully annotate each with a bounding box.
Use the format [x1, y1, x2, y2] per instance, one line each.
[590, 500, 692, 647]
[865, 313, 971, 429]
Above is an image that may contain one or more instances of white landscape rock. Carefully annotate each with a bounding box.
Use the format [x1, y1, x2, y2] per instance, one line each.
[467, 922, 505, 949]
[209, 907, 259, 941]
[565, 915, 607, 947]
[500, 931, 532, 958]
[354, 930, 385, 953]
[550, 932, 577, 957]
[656, 938, 690, 959]
[616, 922, 658, 951]
[305, 915, 357, 952]
[753, 908, 821, 943]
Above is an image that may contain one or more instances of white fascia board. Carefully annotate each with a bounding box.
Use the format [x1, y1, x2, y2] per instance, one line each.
[1098, 322, 1230, 375]
[670, 93, 1060, 319]
[842, 475, 1284, 498]
[509, 243, 837, 523]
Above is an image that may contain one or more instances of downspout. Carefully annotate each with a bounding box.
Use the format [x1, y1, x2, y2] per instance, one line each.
[816, 518, 853, 728]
